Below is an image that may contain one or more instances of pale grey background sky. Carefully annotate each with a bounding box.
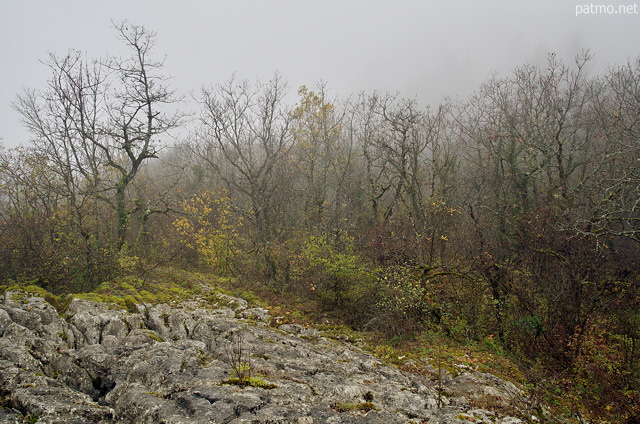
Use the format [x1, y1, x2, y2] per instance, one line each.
[2, 0, 639, 147]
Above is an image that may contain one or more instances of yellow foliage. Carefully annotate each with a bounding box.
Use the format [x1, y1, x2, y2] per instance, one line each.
[116, 243, 143, 274]
[174, 190, 243, 275]
[291, 85, 343, 162]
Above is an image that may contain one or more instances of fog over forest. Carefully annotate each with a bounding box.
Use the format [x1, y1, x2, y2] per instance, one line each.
[2, 0, 639, 146]
[1, 3, 640, 422]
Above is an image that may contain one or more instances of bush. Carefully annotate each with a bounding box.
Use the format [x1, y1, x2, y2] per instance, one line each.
[173, 191, 244, 276]
[296, 234, 376, 311]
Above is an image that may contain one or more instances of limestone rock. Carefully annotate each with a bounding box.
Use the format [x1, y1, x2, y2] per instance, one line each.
[0, 290, 530, 423]
[240, 307, 272, 323]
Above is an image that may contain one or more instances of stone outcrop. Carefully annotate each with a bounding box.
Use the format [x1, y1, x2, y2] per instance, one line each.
[0, 289, 529, 423]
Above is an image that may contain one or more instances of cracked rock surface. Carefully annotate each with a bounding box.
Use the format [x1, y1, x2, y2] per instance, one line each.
[0, 290, 527, 423]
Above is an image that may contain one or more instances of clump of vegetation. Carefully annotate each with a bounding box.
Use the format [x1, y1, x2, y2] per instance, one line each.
[0, 284, 73, 316]
[173, 190, 244, 276]
[317, 324, 367, 343]
[123, 295, 138, 313]
[69, 268, 234, 311]
[146, 391, 164, 398]
[145, 332, 164, 343]
[221, 376, 277, 390]
[24, 414, 40, 424]
[219, 332, 278, 390]
[43, 292, 73, 315]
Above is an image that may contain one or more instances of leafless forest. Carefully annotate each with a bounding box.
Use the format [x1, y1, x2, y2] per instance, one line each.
[2, 23, 639, 419]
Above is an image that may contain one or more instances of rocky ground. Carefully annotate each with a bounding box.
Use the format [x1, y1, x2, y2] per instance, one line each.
[0, 287, 534, 423]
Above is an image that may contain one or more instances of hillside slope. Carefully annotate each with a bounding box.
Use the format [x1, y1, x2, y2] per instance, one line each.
[0, 287, 532, 423]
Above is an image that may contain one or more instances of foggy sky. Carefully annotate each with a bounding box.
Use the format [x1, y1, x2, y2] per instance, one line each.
[2, 0, 639, 147]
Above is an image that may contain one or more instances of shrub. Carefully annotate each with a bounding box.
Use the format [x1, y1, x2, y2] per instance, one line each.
[173, 190, 244, 276]
[289, 233, 378, 324]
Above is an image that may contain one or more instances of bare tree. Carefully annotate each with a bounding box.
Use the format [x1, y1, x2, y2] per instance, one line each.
[290, 83, 354, 234]
[13, 50, 108, 283]
[357, 93, 453, 265]
[101, 22, 182, 249]
[580, 57, 640, 241]
[192, 75, 293, 279]
[14, 22, 180, 255]
[352, 92, 391, 228]
[453, 52, 627, 350]
[0, 146, 72, 285]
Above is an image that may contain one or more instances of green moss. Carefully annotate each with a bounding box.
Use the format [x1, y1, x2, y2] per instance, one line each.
[251, 352, 270, 360]
[152, 292, 171, 304]
[221, 376, 277, 389]
[367, 343, 406, 366]
[0, 267, 225, 311]
[44, 293, 73, 315]
[146, 332, 164, 343]
[71, 269, 208, 310]
[317, 324, 365, 343]
[233, 290, 262, 306]
[7, 284, 50, 304]
[169, 286, 186, 296]
[0, 285, 75, 317]
[74, 293, 126, 309]
[198, 352, 209, 366]
[118, 281, 138, 293]
[87, 270, 206, 307]
[123, 295, 138, 313]
[138, 290, 156, 303]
